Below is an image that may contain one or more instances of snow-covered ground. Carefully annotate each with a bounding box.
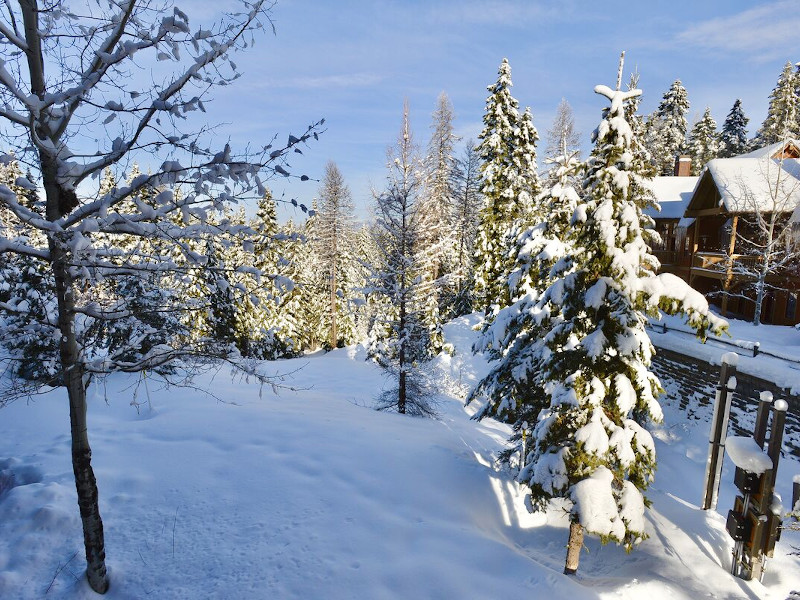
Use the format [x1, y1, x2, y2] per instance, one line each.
[650, 312, 800, 394]
[1, 315, 799, 599]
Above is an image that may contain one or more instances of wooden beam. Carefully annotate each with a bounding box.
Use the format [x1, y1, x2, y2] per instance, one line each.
[721, 216, 739, 316]
[685, 207, 724, 217]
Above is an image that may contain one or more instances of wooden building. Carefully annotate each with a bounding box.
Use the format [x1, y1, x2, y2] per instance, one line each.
[682, 139, 800, 325]
[644, 158, 698, 281]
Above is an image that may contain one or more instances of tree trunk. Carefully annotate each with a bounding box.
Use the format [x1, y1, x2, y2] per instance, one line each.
[51, 202, 110, 594]
[398, 294, 406, 415]
[329, 264, 337, 348]
[43, 161, 110, 594]
[21, 0, 110, 590]
[754, 277, 765, 326]
[564, 521, 583, 575]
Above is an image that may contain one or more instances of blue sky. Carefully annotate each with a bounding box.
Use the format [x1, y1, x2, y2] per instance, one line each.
[185, 0, 799, 221]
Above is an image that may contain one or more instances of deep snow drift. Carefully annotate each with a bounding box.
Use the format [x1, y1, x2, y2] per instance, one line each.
[0, 315, 798, 599]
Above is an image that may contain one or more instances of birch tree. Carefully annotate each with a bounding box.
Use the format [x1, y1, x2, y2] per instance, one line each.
[0, 0, 320, 592]
[724, 150, 800, 325]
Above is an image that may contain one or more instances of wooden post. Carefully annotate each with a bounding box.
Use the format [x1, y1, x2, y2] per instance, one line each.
[766, 399, 787, 491]
[751, 399, 787, 582]
[702, 353, 737, 510]
[689, 223, 698, 286]
[753, 391, 773, 448]
[721, 216, 738, 316]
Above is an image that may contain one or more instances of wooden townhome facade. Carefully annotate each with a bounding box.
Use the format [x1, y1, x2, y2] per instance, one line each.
[647, 140, 800, 326]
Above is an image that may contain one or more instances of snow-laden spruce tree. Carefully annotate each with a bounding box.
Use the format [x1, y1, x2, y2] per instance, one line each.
[296, 199, 330, 349]
[756, 61, 800, 146]
[687, 107, 719, 174]
[468, 144, 582, 430]
[316, 161, 357, 348]
[0, 1, 321, 592]
[645, 80, 690, 175]
[368, 102, 436, 417]
[719, 99, 749, 158]
[474, 58, 540, 313]
[514, 55, 725, 575]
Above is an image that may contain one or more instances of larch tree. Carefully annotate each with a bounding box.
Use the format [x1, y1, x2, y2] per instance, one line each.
[719, 99, 749, 158]
[316, 161, 356, 348]
[474, 58, 540, 313]
[756, 61, 800, 146]
[545, 98, 581, 160]
[368, 102, 436, 417]
[450, 140, 483, 316]
[420, 91, 459, 341]
[687, 107, 719, 174]
[645, 80, 690, 175]
[511, 54, 724, 575]
[0, 0, 321, 592]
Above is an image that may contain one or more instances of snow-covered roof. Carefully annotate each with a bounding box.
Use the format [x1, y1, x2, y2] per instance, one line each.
[704, 139, 800, 214]
[737, 139, 799, 160]
[643, 176, 699, 219]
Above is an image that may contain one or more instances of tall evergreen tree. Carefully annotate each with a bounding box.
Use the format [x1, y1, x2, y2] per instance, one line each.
[469, 146, 583, 428]
[474, 58, 540, 313]
[645, 80, 690, 174]
[418, 92, 459, 351]
[503, 56, 724, 575]
[368, 102, 436, 416]
[515, 106, 543, 220]
[719, 99, 749, 157]
[755, 61, 800, 146]
[687, 107, 719, 174]
[297, 199, 330, 350]
[316, 161, 357, 348]
[0, 160, 57, 382]
[449, 140, 483, 316]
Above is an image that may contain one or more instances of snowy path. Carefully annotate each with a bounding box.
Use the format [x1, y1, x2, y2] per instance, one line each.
[0, 315, 798, 598]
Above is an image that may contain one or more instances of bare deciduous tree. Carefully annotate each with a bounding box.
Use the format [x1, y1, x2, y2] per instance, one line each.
[545, 98, 580, 160]
[720, 148, 800, 325]
[0, 0, 320, 592]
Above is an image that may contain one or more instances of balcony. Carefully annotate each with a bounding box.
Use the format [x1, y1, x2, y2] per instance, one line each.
[690, 252, 798, 283]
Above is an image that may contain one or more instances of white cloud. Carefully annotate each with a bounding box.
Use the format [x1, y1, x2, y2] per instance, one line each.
[676, 1, 800, 61]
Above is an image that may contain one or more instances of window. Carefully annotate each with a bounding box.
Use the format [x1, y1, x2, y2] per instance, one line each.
[786, 291, 798, 321]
